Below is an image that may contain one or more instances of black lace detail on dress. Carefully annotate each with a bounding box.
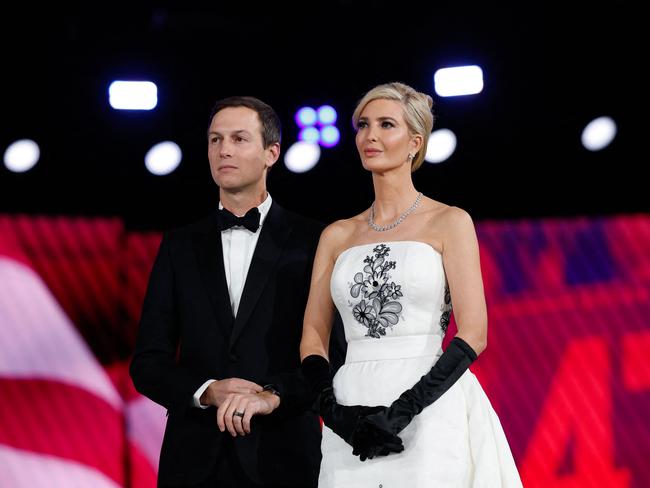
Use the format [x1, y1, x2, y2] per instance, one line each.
[349, 244, 403, 338]
[439, 285, 452, 333]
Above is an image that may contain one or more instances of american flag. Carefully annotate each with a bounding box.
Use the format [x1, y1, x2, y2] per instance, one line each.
[2, 213, 650, 487]
[0, 216, 163, 487]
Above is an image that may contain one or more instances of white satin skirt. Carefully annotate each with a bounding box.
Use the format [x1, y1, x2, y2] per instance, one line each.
[319, 335, 523, 488]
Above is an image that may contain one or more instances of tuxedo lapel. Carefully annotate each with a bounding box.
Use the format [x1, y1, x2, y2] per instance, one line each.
[229, 203, 291, 349]
[192, 214, 234, 333]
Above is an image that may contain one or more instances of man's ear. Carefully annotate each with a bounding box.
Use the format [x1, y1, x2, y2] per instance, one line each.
[265, 142, 281, 168]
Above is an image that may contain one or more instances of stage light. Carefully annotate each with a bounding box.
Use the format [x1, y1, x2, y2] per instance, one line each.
[320, 126, 340, 148]
[3, 139, 40, 173]
[295, 107, 318, 128]
[317, 105, 337, 125]
[299, 127, 320, 144]
[294, 104, 340, 150]
[145, 141, 182, 175]
[109, 81, 158, 110]
[425, 129, 457, 164]
[284, 141, 320, 173]
[581, 116, 617, 151]
[434, 65, 484, 97]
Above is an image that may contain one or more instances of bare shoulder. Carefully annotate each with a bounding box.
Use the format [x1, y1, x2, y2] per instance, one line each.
[419, 198, 472, 228]
[438, 205, 474, 229]
[319, 217, 361, 260]
[419, 197, 450, 221]
[436, 206, 478, 253]
[321, 218, 354, 243]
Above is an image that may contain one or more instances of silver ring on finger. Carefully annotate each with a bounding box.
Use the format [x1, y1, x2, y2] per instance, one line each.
[233, 410, 245, 418]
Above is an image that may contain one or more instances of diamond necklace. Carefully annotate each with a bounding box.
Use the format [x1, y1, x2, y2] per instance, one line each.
[368, 192, 423, 232]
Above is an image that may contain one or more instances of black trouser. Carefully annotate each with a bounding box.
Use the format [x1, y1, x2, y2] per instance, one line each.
[186, 436, 314, 488]
[190, 439, 261, 488]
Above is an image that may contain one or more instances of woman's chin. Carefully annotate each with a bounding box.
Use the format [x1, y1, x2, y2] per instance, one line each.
[361, 159, 401, 174]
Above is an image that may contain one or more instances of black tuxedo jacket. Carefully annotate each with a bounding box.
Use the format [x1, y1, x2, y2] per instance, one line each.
[130, 202, 345, 487]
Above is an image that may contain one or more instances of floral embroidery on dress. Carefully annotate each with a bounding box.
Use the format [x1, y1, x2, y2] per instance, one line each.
[439, 285, 452, 333]
[349, 244, 403, 338]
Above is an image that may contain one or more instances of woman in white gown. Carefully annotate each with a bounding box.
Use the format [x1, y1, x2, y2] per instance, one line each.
[299, 82, 523, 487]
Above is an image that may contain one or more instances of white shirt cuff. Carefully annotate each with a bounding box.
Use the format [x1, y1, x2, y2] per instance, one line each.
[193, 379, 217, 408]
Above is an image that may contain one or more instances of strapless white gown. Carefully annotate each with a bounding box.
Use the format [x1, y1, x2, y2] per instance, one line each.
[319, 241, 523, 487]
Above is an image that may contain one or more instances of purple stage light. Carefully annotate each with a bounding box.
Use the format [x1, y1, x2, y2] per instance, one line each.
[317, 105, 337, 126]
[295, 107, 317, 128]
[298, 127, 320, 144]
[320, 125, 340, 148]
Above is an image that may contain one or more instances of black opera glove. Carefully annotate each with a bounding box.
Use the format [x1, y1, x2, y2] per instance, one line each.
[319, 386, 388, 448]
[351, 418, 404, 461]
[353, 337, 478, 457]
[301, 355, 392, 450]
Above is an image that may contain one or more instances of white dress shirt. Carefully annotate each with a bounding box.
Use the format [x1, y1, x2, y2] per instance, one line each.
[193, 193, 273, 408]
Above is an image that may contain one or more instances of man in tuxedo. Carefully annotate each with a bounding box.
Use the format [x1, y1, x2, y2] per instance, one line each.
[130, 96, 344, 487]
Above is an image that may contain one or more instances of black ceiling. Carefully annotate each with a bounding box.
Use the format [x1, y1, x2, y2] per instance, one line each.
[1, 5, 645, 230]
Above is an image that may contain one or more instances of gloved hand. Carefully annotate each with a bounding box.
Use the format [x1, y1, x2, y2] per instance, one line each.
[351, 416, 404, 461]
[301, 354, 402, 458]
[318, 385, 387, 446]
[352, 337, 477, 459]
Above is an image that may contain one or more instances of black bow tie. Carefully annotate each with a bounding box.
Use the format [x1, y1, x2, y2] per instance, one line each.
[217, 206, 261, 232]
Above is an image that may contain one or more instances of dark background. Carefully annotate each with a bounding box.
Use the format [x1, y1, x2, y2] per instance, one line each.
[1, 4, 644, 230]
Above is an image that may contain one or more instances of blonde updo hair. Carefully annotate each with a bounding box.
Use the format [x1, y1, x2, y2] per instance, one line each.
[352, 82, 434, 172]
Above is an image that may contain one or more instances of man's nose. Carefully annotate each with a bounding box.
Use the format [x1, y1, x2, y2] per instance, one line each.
[219, 140, 233, 158]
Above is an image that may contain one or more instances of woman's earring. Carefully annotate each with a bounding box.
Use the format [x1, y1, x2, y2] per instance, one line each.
[407, 153, 413, 161]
